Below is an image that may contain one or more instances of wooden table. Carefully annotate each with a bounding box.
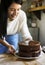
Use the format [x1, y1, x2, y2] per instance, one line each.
[0, 51, 45, 65]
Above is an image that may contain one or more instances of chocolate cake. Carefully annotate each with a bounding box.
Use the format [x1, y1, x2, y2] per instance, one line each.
[18, 41, 41, 57]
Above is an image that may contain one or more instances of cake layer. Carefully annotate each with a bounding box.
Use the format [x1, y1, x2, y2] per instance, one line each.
[19, 45, 40, 52]
[19, 50, 41, 57]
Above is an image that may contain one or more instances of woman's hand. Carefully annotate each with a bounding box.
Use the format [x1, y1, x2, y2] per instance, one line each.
[8, 45, 15, 55]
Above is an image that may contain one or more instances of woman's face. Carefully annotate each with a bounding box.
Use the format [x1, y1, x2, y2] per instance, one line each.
[8, 2, 21, 21]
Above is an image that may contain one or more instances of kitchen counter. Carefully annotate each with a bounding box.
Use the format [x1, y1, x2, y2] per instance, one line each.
[0, 51, 45, 65]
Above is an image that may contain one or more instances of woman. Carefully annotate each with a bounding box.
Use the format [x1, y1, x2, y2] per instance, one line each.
[0, 0, 33, 54]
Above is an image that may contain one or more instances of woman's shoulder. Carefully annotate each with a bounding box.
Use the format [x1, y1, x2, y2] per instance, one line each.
[19, 10, 26, 17]
[18, 10, 26, 20]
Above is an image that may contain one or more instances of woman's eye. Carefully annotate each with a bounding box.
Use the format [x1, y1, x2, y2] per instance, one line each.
[10, 9, 14, 11]
[17, 9, 20, 11]
[8, 8, 14, 11]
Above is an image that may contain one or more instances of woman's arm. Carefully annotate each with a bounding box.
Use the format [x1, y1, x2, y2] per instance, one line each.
[0, 39, 10, 47]
[0, 39, 15, 54]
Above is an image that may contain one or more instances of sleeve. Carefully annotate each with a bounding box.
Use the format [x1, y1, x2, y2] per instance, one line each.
[20, 12, 33, 41]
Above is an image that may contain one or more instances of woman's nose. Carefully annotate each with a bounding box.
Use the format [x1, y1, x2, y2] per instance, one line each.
[14, 10, 18, 16]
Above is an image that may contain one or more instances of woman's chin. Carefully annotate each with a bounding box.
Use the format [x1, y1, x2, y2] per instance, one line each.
[12, 16, 17, 20]
[9, 16, 17, 21]
[10, 17, 16, 21]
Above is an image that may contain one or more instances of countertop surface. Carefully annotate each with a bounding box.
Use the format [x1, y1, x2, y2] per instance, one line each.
[0, 51, 45, 65]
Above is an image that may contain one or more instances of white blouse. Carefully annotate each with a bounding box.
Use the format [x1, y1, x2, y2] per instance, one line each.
[7, 10, 33, 41]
